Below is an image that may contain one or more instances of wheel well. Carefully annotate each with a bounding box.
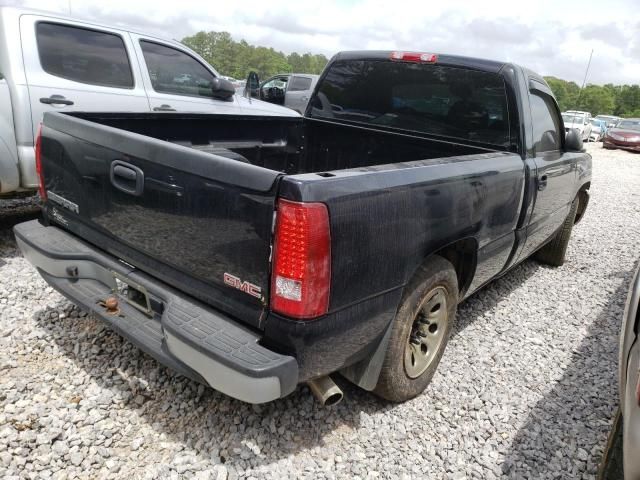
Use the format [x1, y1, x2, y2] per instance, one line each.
[575, 182, 590, 224]
[430, 238, 478, 297]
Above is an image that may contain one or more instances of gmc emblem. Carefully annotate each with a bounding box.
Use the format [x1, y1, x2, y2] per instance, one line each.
[223, 273, 262, 299]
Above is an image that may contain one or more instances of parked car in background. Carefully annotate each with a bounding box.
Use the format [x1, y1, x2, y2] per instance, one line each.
[0, 6, 296, 199]
[603, 118, 640, 152]
[15, 50, 591, 406]
[248, 73, 320, 113]
[562, 111, 592, 141]
[595, 114, 621, 128]
[589, 118, 607, 142]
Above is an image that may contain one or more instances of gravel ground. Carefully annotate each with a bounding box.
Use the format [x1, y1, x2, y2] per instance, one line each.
[1, 143, 639, 479]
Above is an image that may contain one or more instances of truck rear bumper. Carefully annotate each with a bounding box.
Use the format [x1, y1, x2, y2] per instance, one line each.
[14, 220, 298, 404]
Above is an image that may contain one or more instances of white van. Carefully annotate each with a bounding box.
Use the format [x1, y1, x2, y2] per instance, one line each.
[0, 7, 297, 197]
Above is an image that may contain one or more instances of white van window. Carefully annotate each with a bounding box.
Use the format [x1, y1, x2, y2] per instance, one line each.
[140, 40, 217, 98]
[36, 22, 134, 89]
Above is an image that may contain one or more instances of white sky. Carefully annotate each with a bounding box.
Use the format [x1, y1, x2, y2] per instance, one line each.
[5, 0, 640, 85]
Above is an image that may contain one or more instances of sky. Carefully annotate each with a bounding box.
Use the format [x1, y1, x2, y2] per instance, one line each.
[4, 0, 640, 85]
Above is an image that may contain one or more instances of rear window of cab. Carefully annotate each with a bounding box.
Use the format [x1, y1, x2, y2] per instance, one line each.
[309, 60, 510, 147]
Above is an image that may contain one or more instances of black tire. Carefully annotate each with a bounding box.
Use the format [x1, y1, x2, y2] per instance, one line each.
[534, 197, 579, 267]
[373, 256, 458, 402]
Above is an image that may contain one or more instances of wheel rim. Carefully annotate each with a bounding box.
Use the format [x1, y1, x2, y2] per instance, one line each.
[404, 286, 449, 379]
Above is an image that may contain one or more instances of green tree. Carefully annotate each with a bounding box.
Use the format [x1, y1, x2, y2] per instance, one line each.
[544, 76, 580, 111]
[182, 30, 328, 81]
[615, 85, 640, 116]
[576, 85, 615, 115]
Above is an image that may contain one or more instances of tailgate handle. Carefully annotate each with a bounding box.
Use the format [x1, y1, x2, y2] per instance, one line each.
[110, 161, 144, 196]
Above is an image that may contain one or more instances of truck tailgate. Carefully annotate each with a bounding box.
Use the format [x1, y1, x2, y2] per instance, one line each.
[39, 112, 282, 328]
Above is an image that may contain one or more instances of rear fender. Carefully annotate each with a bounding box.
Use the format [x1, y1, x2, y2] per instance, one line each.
[340, 240, 478, 390]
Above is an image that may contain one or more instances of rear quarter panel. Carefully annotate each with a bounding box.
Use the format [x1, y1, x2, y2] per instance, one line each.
[266, 152, 525, 379]
[281, 152, 525, 310]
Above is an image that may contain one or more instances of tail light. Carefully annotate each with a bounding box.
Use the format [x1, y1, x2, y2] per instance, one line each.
[390, 51, 437, 63]
[271, 199, 331, 319]
[34, 123, 46, 201]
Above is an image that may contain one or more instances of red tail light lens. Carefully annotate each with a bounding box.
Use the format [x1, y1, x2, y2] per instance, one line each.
[34, 123, 46, 201]
[271, 199, 331, 319]
[390, 51, 437, 63]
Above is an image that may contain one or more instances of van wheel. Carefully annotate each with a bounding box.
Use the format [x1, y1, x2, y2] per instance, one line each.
[534, 196, 579, 267]
[373, 256, 458, 402]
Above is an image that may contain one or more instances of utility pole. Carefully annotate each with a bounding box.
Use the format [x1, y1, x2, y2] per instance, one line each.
[576, 49, 594, 108]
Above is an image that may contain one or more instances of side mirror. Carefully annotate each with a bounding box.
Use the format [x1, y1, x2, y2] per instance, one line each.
[565, 129, 583, 152]
[211, 77, 235, 101]
[244, 71, 260, 98]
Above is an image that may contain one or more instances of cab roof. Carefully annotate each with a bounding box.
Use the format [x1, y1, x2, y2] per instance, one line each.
[331, 51, 508, 74]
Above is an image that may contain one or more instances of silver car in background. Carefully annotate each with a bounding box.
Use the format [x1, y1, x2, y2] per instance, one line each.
[589, 119, 607, 142]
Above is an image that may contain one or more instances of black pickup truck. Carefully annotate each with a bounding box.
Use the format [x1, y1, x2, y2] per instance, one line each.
[15, 51, 591, 406]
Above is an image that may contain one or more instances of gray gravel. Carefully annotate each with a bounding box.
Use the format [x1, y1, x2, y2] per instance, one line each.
[1, 143, 639, 479]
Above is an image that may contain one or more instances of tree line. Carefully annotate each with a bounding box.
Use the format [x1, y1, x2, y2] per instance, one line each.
[544, 77, 640, 117]
[182, 31, 640, 117]
[181, 31, 328, 81]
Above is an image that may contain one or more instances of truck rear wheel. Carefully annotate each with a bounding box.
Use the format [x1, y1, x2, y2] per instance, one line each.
[373, 256, 458, 402]
[533, 196, 579, 267]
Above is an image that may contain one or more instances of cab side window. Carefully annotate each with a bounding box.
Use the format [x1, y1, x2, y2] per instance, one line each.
[530, 93, 562, 153]
[36, 22, 134, 89]
[140, 41, 216, 98]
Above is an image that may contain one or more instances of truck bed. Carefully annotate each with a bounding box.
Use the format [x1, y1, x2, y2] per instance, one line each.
[60, 112, 498, 174]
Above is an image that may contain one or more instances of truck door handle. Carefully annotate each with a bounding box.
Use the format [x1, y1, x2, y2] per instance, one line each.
[537, 174, 548, 191]
[153, 104, 176, 111]
[110, 161, 144, 196]
[40, 95, 74, 106]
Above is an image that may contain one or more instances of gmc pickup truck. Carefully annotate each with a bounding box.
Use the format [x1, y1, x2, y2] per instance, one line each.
[15, 51, 591, 406]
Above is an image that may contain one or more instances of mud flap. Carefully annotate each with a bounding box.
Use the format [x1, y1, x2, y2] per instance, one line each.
[339, 320, 394, 391]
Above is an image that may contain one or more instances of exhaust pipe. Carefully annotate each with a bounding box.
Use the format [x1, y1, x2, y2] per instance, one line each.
[307, 376, 343, 406]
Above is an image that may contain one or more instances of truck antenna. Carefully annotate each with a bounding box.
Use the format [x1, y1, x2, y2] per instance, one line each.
[576, 49, 594, 108]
